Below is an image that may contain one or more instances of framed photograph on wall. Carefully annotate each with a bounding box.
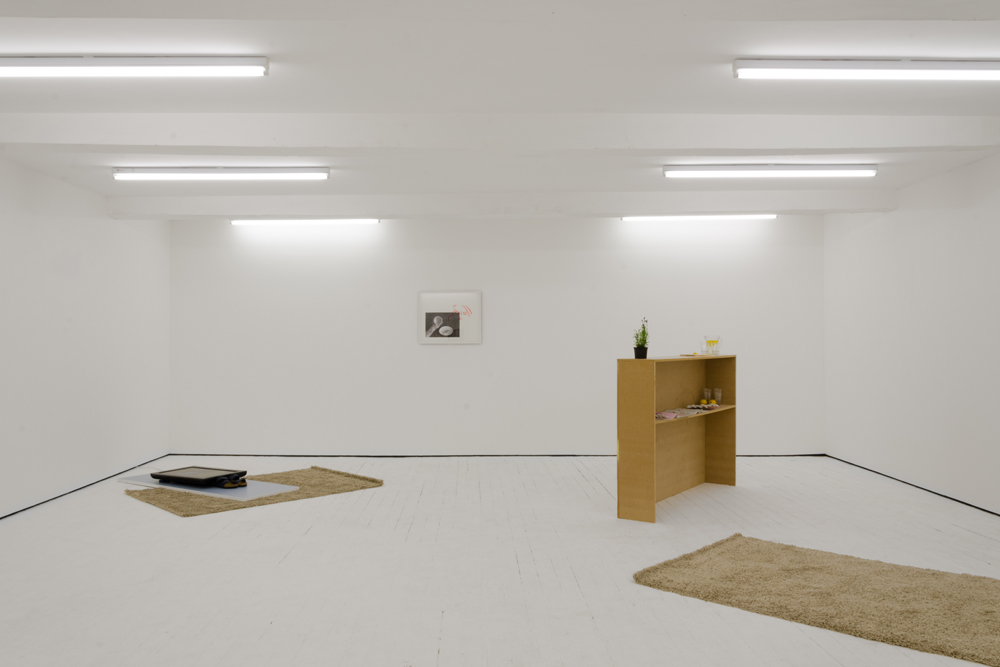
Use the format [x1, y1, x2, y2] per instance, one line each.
[418, 291, 482, 344]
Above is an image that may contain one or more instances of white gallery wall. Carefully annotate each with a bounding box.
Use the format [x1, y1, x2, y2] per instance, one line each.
[0, 157, 170, 517]
[170, 215, 826, 456]
[825, 153, 1000, 514]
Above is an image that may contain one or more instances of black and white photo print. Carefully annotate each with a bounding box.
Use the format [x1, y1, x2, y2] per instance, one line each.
[425, 312, 461, 338]
[418, 291, 482, 344]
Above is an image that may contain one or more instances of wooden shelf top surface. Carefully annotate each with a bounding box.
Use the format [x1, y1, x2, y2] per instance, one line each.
[619, 355, 736, 362]
[654, 404, 735, 425]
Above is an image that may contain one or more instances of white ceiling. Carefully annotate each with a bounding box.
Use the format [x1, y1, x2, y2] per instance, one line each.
[5, 1, 1000, 22]
[4, 18, 1000, 114]
[1, 3, 999, 219]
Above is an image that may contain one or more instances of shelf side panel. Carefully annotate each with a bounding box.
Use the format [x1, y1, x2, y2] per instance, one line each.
[618, 361, 656, 522]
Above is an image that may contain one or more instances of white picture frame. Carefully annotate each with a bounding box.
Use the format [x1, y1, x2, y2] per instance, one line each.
[418, 291, 482, 344]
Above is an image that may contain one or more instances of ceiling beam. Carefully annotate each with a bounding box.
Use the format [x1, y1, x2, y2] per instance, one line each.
[107, 189, 897, 220]
[2, 114, 998, 152]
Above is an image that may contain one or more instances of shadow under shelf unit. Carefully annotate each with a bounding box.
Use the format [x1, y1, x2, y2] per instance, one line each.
[617, 355, 736, 523]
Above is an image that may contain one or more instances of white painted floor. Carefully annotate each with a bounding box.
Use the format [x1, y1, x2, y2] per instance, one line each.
[1, 456, 998, 667]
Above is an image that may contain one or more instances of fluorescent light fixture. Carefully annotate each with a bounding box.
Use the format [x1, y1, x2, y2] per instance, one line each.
[231, 219, 379, 226]
[622, 214, 777, 222]
[113, 167, 328, 181]
[663, 165, 877, 179]
[734, 59, 1000, 81]
[0, 56, 268, 78]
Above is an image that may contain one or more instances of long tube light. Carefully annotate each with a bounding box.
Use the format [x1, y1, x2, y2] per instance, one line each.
[663, 165, 877, 179]
[0, 56, 268, 78]
[113, 168, 329, 181]
[622, 214, 777, 222]
[734, 59, 1000, 81]
[231, 219, 379, 226]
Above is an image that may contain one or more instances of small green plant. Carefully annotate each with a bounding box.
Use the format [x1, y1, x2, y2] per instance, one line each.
[633, 317, 649, 348]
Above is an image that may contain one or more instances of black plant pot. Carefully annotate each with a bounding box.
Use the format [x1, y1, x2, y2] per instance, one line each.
[634, 346, 648, 359]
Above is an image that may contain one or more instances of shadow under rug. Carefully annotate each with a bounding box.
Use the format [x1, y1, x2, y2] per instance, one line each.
[125, 466, 383, 518]
[635, 533, 1000, 667]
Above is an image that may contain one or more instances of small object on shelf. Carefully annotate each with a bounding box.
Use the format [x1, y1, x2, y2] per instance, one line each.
[709, 399, 717, 405]
[704, 336, 721, 355]
[700, 399, 708, 405]
[703, 388, 712, 401]
[713, 388, 723, 403]
[658, 407, 707, 420]
[633, 317, 649, 359]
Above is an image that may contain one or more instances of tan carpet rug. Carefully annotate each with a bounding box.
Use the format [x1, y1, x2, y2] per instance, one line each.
[634, 533, 1000, 667]
[125, 466, 383, 518]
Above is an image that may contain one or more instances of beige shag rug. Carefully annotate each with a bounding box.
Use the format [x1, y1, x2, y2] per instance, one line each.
[635, 533, 1000, 667]
[125, 466, 383, 518]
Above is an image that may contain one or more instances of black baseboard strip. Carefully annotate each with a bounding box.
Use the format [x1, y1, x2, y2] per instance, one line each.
[5, 452, 996, 522]
[0, 453, 170, 522]
[824, 454, 1000, 519]
[167, 453, 617, 458]
[736, 453, 826, 457]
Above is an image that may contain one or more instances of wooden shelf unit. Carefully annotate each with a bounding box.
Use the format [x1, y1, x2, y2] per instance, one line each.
[617, 355, 736, 523]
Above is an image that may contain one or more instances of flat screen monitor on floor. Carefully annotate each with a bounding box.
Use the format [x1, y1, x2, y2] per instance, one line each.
[151, 467, 248, 487]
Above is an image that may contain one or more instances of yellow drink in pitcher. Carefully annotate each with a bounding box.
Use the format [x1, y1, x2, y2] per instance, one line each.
[704, 337, 721, 355]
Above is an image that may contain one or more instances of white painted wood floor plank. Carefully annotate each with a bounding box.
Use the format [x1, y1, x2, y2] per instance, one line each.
[0, 456, 996, 667]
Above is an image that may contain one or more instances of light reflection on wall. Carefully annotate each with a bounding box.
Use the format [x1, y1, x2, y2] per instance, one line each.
[615, 215, 784, 251]
[231, 219, 386, 250]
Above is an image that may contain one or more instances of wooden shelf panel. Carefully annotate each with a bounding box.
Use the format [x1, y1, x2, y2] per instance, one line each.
[654, 404, 735, 425]
[618, 355, 736, 363]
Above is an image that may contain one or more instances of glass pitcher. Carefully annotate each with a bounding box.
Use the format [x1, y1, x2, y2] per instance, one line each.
[704, 336, 721, 356]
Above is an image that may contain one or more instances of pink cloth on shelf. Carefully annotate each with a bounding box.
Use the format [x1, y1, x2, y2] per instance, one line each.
[655, 411, 678, 420]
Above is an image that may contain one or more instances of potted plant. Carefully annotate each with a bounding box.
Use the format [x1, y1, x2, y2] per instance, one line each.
[633, 318, 649, 359]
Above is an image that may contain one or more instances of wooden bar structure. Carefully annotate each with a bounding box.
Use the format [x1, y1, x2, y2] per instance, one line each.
[617, 356, 736, 522]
